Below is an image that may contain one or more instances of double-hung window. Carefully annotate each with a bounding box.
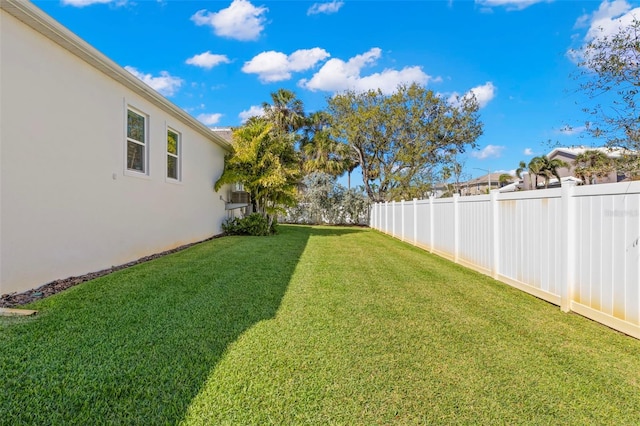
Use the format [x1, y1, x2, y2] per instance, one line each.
[167, 128, 180, 180]
[127, 108, 147, 173]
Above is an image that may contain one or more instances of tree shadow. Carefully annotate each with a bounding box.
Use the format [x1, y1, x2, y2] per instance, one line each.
[0, 225, 315, 424]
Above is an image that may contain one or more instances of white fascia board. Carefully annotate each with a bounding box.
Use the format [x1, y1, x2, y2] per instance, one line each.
[1, 0, 231, 152]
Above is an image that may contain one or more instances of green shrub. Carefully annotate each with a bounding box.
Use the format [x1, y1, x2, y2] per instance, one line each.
[222, 213, 277, 236]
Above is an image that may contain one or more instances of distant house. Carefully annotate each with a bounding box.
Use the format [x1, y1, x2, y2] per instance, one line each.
[521, 146, 636, 190]
[548, 146, 629, 184]
[1, 1, 233, 295]
[460, 173, 506, 196]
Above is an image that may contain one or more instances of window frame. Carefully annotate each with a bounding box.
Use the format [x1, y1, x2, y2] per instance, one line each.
[166, 126, 181, 182]
[125, 106, 149, 176]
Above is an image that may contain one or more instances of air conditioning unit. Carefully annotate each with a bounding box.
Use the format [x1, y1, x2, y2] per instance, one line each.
[231, 191, 250, 204]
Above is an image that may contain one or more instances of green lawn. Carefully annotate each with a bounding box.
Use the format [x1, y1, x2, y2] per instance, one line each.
[1, 225, 639, 425]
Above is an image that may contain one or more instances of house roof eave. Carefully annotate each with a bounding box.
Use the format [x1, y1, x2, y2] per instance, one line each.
[1, 0, 232, 152]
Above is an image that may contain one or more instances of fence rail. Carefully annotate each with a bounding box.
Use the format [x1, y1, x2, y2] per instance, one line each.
[370, 181, 640, 339]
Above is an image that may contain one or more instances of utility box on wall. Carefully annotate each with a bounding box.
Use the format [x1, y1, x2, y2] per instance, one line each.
[231, 191, 250, 204]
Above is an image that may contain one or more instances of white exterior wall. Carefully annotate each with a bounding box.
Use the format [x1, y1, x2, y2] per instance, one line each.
[1, 7, 229, 295]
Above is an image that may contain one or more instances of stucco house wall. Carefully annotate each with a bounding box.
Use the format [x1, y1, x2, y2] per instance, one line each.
[548, 149, 618, 184]
[1, 1, 231, 295]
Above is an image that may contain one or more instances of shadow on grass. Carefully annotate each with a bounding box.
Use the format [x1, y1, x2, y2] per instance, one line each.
[0, 225, 360, 424]
[288, 223, 368, 238]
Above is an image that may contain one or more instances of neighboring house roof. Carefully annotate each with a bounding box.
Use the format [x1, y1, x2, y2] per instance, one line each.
[1, 0, 231, 152]
[547, 146, 633, 160]
[464, 173, 509, 186]
[211, 127, 234, 144]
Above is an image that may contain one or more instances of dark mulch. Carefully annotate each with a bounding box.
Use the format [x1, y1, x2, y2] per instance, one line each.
[0, 234, 224, 308]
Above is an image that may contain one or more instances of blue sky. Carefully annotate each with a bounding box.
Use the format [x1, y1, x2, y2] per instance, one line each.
[32, 0, 640, 183]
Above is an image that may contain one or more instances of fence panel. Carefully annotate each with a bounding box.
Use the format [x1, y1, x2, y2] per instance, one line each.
[401, 200, 415, 242]
[415, 200, 431, 250]
[458, 196, 492, 273]
[369, 181, 640, 340]
[392, 201, 403, 239]
[432, 199, 456, 258]
[497, 192, 563, 301]
[573, 186, 640, 327]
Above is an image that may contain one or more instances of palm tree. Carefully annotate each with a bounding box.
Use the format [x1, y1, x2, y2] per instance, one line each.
[527, 156, 545, 189]
[302, 111, 344, 175]
[574, 150, 613, 184]
[262, 88, 305, 134]
[303, 133, 346, 177]
[515, 160, 528, 189]
[302, 111, 361, 188]
[536, 155, 568, 188]
[498, 173, 513, 187]
[340, 146, 360, 190]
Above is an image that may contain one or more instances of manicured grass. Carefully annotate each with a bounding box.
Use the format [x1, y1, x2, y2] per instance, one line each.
[2, 225, 640, 424]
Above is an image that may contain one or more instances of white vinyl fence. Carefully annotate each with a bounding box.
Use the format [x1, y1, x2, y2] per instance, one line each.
[370, 181, 640, 340]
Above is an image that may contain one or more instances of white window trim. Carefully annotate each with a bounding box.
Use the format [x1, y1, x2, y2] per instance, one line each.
[166, 125, 182, 183]
[124, 105, 150, 178]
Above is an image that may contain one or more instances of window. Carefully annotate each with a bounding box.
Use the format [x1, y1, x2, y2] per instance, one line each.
[167, 128, 180, 180]
[127, 108, 147, 173]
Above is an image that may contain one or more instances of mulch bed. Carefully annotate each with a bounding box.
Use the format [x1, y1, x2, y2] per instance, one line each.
[0, 234, 223, 308]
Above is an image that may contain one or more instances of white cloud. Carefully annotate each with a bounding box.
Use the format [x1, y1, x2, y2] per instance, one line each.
[186, 51, 231, 70]
[299, 48, 433, 94]
[448, 82, 496, 109]
[570, 1, 640, 63]
[524, 148, 534, 155]
[475, 0, 549, 11]
[197, 113, 223, 125]
[61, 0, 121, 6]
[579, 0, 638, 41]
[468, 82, 496, 108]
[242, 48, 330, 82]
[472, 144, 505, 159]
[307, 1, 344, 15]
[239, 105, 265, 122]
[191, 0, 268, 41]
[124, 66, 183, 97]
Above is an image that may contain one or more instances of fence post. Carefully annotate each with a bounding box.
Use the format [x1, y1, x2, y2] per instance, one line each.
[491, 189, 500, 279]
[429, 195, 435, 253]
[413, 198, 418, 246]
[453, 194, 460, 263]
[374, 203, 378, 230]
[392, 201, 396, 238]
[561, 181, 577, 312]
[401, 200, 405, 241]
[370, 203, 375, 229]
[385, 201, 389, 234]
[373, 203, 377, 230]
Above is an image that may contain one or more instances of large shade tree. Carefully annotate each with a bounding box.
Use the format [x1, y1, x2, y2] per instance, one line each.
[326, 83, 483, 202]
